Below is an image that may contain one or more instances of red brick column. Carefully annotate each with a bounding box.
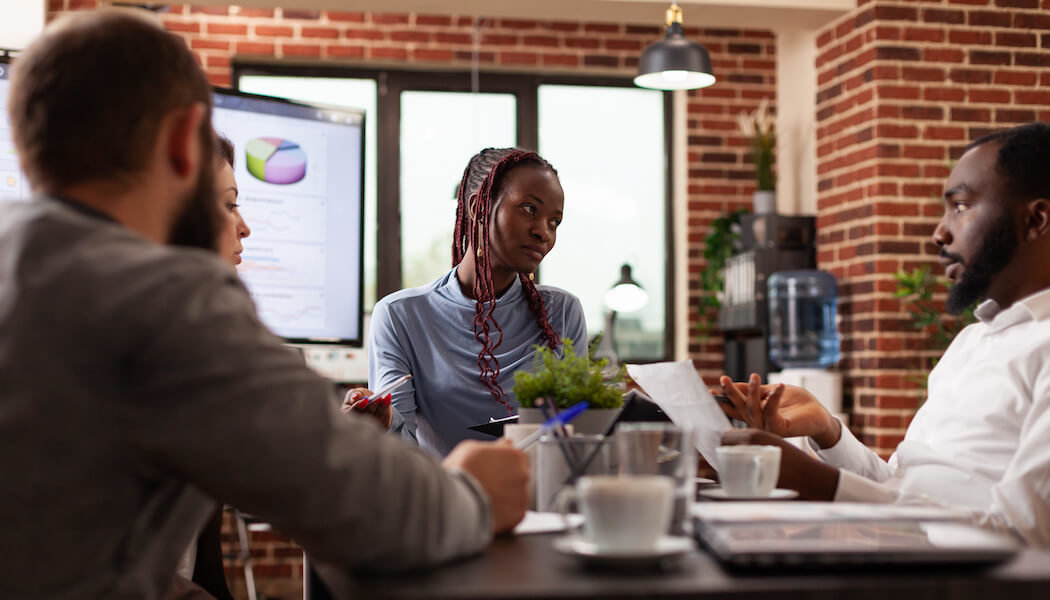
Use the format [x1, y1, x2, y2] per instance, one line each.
[815, 0, 1050, 457]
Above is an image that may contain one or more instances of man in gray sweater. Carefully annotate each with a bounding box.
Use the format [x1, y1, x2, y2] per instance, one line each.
[0, 10, 528, 599]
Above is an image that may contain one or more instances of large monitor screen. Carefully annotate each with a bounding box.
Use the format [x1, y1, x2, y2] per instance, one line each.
[212, 90, 365, 346]
[0, 59, 31, 203]
[1, 65, 365, 345]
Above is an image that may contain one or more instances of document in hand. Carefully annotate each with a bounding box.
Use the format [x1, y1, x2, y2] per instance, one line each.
[625, 360, 731, 469]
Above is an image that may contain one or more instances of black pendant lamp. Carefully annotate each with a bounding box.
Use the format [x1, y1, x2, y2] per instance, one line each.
[634, 2, 716, 91]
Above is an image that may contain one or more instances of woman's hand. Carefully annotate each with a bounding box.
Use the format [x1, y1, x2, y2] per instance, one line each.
[714, 373, 842, 449]
[341, 387, 393, 430]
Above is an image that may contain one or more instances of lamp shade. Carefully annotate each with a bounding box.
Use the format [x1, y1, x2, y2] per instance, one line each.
[634, 22, 715, 91]
[604, 264, 649, 313]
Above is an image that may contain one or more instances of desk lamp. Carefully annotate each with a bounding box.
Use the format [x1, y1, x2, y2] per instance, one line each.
[594, 264, 649, 365]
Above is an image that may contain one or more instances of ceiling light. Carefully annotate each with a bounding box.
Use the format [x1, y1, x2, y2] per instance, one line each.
[634, 2, 716, 91]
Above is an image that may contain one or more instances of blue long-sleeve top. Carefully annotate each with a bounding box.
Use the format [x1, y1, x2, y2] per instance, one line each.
[368, 267, 587, 456]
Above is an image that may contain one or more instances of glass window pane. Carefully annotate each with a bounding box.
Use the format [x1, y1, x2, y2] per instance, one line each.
[538, 84, 667, 360]
[238, 75, 379, 311]
[399, 91, 516, 289]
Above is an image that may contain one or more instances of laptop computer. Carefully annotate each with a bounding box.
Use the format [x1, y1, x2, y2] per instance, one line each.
[694, 518, 1018, 570]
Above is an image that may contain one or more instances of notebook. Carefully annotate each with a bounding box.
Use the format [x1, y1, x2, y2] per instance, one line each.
[694, 518, 1018, 570]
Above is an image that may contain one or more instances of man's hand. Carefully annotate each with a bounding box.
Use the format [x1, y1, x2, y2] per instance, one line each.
[342, 387, 393, 430]
[715, 373, 842, 449]
[721, 429, 840, 501]
[444, 439, 529, 535]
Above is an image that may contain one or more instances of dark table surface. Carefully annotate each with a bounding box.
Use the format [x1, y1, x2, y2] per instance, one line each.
[318, 532, 1050, 600]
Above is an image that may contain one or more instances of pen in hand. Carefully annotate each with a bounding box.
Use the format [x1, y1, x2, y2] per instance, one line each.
[347, 374, 412, 409]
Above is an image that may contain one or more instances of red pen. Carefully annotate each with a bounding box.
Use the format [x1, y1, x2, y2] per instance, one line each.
[350, 374, 412, 409]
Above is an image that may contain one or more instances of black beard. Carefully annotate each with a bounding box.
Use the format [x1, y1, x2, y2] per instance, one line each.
[944, 210, 1018, 314]
[168, 141, 220, 252]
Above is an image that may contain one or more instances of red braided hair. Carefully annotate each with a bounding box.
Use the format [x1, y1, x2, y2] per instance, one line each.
[452, 148, 562, 413]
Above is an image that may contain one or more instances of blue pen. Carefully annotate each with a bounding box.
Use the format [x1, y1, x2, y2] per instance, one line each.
[514, 401, 589, 450]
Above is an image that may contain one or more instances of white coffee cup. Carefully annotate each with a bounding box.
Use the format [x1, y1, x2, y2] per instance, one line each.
[503, 424, 543, 510]
[564, 475, 674, 553]
[715, 445, 781, 498]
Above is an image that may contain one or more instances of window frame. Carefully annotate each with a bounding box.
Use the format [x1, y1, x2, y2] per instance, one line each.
[232, 62, 675, 361]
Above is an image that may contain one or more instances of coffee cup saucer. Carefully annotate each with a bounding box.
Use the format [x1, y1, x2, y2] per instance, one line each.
[553, 534, 693, 568]
[699, 487, 799, 501]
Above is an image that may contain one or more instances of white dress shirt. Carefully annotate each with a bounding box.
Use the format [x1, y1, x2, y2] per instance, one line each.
[811, 287, 1050, 546]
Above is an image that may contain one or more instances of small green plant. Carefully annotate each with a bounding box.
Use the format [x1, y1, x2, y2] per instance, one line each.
[513, 338, 624, 410]
[894, 265, 976, 383]
[697, 208, 748, 336]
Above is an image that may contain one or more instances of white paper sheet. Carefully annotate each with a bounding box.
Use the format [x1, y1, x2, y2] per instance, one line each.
[626, 360, 731, 469]
[513, 511, 585, 535]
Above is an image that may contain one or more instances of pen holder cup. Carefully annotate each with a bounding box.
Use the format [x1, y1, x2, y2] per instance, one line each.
[504, 424, 573, 511]
[536, 434, 614, 512]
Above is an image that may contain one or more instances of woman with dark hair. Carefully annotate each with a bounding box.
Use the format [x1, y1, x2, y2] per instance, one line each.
[172, 134, 248, 600]
[357, 147, 586, 456]
[214, 134, 251, 265]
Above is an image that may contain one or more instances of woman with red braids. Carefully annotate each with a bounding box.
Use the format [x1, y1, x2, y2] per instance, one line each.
[360, 147, 587, 456]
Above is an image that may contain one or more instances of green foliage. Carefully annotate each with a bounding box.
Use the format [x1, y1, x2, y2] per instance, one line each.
[513, 338, 624, 410]
[697, 208, 749, 337]
[894, 265, 977, 384]
[737, 98, 776, 191]
[753, 142, 775, 192]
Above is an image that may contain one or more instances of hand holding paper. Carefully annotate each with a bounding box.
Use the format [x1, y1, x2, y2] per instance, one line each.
[625, 360, 732, 469]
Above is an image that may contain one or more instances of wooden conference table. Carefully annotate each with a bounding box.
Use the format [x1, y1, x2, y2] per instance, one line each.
[313, 531, 1050, 600]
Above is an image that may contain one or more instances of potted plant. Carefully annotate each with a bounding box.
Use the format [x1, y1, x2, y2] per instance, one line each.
[513, 338, 625, 434]
[894, 265, 977, 394]
[737, 98, 776, 214]
[697, 208, 748, 336]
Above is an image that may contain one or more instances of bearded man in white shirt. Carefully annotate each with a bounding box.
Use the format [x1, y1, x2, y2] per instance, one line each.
[718, 122, 1050, 547]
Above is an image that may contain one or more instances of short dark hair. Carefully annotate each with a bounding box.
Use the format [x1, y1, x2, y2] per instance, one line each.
[967, 122, 1050, 204]
[216, 133, 235, 168]
[8, 10, 213, 192]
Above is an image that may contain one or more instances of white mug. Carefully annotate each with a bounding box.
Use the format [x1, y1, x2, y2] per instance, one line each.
[560, 475, 674, 553]
[715, 445, 781, 498]
[503, 424, 544, 511]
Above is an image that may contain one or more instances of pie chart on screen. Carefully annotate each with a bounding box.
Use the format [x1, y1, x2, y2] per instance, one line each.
[245, 137, 307, 185]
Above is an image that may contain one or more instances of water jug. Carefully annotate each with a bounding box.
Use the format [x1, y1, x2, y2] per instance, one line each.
[767, 270, 840, 369]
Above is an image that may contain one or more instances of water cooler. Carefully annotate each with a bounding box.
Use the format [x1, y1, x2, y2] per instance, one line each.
[765, 270, 844, 420]
[718, 214, 816, 381]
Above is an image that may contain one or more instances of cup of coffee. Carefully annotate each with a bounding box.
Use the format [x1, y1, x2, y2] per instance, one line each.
[561, 475, 674, 553]
[715, 445, 781, 498]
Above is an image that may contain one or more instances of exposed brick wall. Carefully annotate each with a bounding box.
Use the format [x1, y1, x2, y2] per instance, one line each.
[40, 2, 774, 597]
[219, 512, 304, 600]
[815, 0, 1050, 457]
[686, 31, 778, 374]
